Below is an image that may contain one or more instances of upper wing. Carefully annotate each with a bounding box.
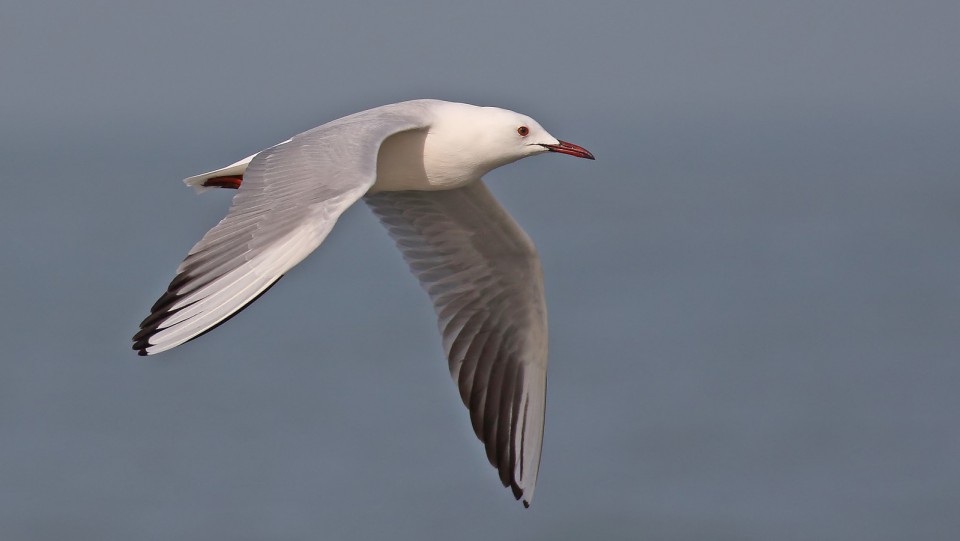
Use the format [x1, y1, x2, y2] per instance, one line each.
[364, 181, 548, 507]
[134, 106, 431, 355]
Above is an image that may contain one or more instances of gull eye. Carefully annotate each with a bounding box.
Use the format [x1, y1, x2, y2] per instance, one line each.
[517, 126, 529, 136]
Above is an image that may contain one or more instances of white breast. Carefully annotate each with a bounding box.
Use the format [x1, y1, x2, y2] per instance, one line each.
[371, 126, 494, 193]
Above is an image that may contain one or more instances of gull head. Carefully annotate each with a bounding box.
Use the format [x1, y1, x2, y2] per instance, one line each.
[423, 102, 594, 183]
[439, 102, 594, 162]
[375, 101, 594, 192]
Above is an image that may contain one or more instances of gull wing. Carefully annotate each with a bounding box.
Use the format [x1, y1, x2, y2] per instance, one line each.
[365, 181, 548, 507]
[134, 105, 432, 355]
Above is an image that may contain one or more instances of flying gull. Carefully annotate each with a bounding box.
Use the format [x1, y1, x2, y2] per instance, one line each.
[132, 99, 595, 507]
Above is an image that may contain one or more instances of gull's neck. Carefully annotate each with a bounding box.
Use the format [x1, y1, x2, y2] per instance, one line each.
[372, 102, 521, 193]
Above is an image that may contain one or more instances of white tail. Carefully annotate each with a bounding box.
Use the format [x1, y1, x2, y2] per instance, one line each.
[182, 153, 258, 193]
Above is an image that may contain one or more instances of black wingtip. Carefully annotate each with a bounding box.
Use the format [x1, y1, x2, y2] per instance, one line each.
[131, 274, 286, 357]
[132, 336, 151, 356]
[132, 278, 194, 356]
[523, 500, 530, 509]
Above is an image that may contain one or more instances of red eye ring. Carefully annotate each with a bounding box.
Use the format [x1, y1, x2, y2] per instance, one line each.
[517, 126, 529, 136]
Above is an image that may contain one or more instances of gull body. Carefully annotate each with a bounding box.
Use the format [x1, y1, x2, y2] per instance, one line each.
[134, 99, 594, 507]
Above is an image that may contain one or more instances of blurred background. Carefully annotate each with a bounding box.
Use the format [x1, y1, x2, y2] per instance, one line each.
[1, 2, 958, 539]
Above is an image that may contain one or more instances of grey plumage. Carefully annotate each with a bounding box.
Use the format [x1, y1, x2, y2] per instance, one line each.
[366, 181, 547, 506]
[134, 103, 431, 355]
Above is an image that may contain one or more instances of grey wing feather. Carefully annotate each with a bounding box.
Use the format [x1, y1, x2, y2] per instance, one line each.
[134, 103, 433, 355]
[364, 181, 548, 507]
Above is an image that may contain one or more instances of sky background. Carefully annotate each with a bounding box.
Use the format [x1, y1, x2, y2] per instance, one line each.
[2, 1, 959, 540]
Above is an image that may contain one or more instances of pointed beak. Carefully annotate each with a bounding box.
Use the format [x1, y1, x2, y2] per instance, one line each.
[541, 140, 595, 160]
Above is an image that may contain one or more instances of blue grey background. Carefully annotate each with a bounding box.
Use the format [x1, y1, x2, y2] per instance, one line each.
[2, 2, 959, 539]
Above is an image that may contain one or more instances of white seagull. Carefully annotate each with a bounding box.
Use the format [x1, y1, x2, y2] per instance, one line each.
[133, 99, 594, 507]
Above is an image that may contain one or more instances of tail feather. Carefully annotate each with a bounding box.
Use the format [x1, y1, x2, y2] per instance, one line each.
[183, 153, 257, 193]
[183, 139, 294, 193]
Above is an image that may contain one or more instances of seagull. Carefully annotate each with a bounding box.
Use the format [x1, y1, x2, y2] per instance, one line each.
[132, 99, 594, 507]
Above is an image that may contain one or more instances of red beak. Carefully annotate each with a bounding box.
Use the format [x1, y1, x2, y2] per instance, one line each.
[541, 140, 595, 160]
